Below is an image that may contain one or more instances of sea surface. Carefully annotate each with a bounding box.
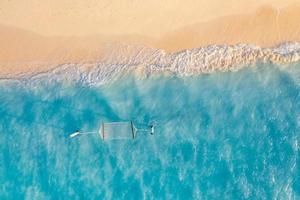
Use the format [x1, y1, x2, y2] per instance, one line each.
[0, 62, 299, 199]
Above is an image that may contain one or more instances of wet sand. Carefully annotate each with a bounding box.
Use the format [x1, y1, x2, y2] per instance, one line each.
[0, 3, 299, 77]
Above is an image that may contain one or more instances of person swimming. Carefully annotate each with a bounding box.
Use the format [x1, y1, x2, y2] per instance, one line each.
[149, 124, 154, 135]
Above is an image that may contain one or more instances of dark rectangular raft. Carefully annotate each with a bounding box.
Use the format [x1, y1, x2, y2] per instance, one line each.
[99, 121, 136, 140]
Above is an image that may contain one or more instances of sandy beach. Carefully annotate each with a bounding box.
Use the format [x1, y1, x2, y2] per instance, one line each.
[0, 1, 299, 77]
[157, 4, 300, 51]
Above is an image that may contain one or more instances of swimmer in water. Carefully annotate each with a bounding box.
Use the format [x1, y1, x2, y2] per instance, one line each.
[149, 124, 154, 135]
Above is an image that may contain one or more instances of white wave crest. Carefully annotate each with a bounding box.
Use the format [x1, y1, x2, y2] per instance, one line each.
[5, 42, 300, 86]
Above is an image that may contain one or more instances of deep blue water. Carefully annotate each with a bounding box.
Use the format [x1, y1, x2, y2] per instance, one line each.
[0, 63, 299, 199]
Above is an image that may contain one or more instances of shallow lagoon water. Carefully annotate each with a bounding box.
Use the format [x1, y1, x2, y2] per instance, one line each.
[0, 63, 299, 199]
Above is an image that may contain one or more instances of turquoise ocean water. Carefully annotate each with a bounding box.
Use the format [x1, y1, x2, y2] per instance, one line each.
[0, 63, 299, 199]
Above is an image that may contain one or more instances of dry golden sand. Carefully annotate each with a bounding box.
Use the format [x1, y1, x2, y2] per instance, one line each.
[0, 4, 299, 77]
[157, 5, 300, 51]
[0, 0, 298, 37]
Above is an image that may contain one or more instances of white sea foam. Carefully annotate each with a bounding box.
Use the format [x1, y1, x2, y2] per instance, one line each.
[4, 42, 300, 86]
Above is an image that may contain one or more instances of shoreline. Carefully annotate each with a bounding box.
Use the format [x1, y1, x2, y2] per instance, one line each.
[1, 4, 300, 77]
[1, 42, 299, 86]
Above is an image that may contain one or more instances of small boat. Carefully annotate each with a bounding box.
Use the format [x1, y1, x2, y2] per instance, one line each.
[69, 130, 81, 138]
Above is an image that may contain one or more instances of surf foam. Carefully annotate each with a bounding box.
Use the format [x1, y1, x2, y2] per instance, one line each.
[3, 42, 300, 86]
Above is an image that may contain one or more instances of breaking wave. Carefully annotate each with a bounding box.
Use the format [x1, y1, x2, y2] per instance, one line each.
[2, 42, 300, 85]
